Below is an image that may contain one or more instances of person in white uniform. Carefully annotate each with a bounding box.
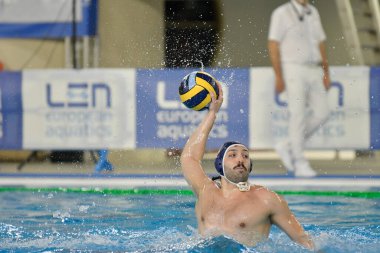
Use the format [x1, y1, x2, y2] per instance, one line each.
[268, 0, 331, 177]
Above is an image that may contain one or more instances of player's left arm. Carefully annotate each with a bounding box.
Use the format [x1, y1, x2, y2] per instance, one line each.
[269, 192, 315, 250]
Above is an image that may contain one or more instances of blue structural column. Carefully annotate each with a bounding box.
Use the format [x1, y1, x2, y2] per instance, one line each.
[370, 66, 380, 150]
[94, 149, 113, 173]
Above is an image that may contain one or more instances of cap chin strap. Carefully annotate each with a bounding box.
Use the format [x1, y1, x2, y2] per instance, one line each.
[222, 175, 250, 192]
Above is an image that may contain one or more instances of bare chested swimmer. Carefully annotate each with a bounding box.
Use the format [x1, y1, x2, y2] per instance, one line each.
[180, 81, 314, 250]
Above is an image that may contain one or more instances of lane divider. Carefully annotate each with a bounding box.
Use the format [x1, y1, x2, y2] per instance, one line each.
[0, 187, 379, 198]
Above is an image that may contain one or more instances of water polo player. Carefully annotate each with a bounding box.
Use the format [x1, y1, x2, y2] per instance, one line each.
[180, 81, 315, 249]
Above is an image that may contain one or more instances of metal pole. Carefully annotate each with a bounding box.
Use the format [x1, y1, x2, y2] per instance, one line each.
[83, 36, 89, 68]
[64, 37, 72, 68]
[335, 0, 365, 65]
[93, 36, 99, 68]
[72, 0, 77, 68]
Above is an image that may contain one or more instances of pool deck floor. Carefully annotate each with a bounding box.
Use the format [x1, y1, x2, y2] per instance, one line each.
[0, 152, 379, 190]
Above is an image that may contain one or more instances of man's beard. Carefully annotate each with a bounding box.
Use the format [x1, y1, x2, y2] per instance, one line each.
[225, 164, 249, 184]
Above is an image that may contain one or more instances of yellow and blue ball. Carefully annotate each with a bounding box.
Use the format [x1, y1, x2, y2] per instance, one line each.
[178, 71, 219, 111]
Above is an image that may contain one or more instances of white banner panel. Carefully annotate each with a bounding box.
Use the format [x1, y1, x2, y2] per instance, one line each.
[0, 0, 82, 23]
[22, 69, 136, 149]
[249, 66, 370, 149]
[249, 67, 277, 149]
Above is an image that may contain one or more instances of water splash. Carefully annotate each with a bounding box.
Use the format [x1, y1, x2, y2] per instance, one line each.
[195, 60, 205, 72]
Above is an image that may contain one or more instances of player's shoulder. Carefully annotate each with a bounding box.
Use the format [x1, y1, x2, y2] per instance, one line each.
[251, 184, 273, 195]
[203, 177, 224, 192]
[251, 185, 284, 200]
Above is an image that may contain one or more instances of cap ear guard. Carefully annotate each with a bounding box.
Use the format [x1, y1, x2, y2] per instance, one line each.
[214, 141, 253, 176]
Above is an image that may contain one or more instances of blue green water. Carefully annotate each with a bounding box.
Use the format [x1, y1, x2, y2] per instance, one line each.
[0, 190, 379, 252]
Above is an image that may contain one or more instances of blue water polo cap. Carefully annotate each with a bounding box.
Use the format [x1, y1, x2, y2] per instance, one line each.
[214, 141, 252, 176]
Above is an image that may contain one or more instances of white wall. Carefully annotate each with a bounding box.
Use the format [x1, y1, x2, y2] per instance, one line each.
[214, 0, 352, 67]
[98, 0, 165, 68]
[0, 0, 354, 70]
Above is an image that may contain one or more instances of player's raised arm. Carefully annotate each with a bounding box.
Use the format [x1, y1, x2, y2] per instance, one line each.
[180, 82, 223, 196]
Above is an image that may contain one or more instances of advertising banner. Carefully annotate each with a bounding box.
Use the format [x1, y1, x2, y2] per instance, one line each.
[136, 68, 249, 150]
[249, 66, 371, 149]
[22, 69, 136, 149]
[0, 0, 97, 38]
[0, 67, 378, 150]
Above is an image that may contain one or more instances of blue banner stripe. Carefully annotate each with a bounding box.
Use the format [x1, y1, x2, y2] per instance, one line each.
[370, 67, 380, 149]
[0, 23, 78, 38]
[0, 72, 22, 149]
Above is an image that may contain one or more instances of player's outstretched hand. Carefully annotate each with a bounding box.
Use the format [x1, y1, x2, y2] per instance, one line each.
[209, 81, 223, 113]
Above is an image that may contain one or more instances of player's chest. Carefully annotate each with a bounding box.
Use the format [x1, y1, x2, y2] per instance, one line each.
[199, 195, 270, 226]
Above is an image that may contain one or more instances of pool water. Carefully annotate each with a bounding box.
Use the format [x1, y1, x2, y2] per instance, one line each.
[0, 189, 379, 252]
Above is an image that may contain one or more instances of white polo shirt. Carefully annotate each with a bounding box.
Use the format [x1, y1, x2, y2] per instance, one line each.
[268, 0, 326, 65]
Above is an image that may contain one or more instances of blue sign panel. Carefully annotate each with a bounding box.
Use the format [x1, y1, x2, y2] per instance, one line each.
[0, 72, 22, 149]
[370, 66, 380, 150]
[136, 68, 250, 150]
